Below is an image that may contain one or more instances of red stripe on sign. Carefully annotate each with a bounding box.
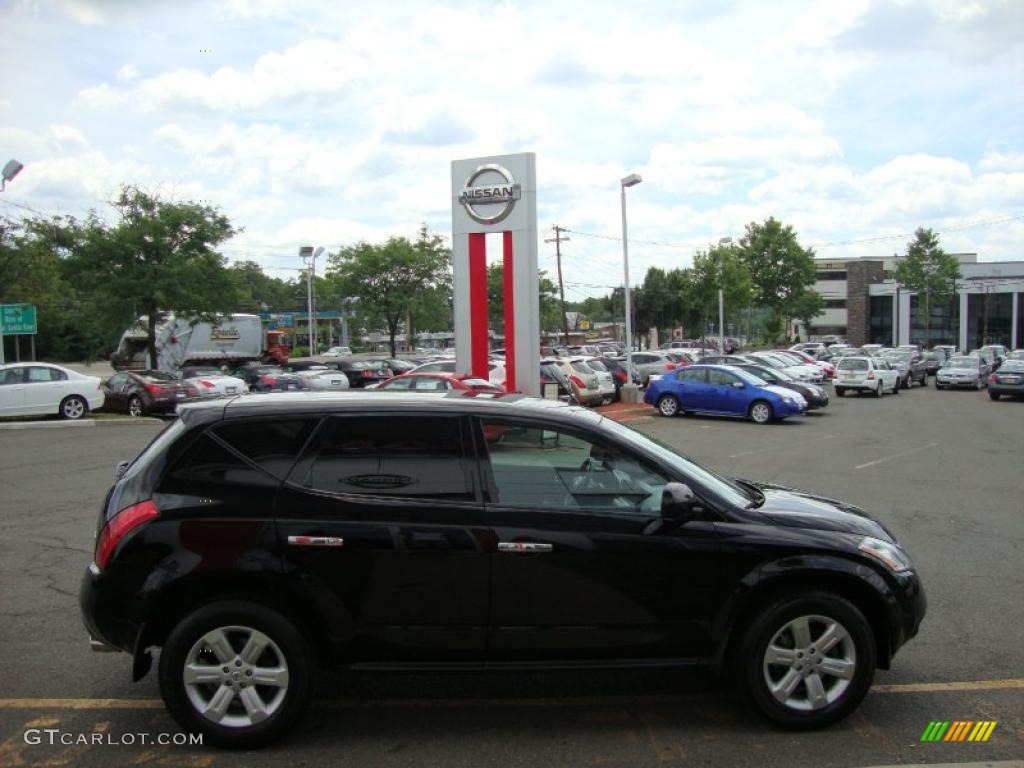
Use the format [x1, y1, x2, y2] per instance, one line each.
[503, 231, 516, 392]
[469, 233, 489, 380]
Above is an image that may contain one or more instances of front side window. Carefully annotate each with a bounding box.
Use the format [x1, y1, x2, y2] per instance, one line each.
[706, 369, 737, 386]
[480, 419, 668, 514]
[296, 416, 473, 500]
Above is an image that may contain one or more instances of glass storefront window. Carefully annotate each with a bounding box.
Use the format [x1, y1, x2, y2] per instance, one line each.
[869, 296, 893, 344]
[967, 292, 1012, 349]
[910, 294, 958, 348]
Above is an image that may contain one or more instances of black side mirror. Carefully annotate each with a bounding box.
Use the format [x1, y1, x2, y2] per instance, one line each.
[661, 482, 698, 519]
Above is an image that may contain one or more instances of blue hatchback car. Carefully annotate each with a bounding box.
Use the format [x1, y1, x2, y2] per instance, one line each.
[644, 364, 807, 423]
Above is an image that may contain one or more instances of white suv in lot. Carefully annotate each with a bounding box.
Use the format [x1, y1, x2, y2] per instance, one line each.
[834, 356, 900, 397]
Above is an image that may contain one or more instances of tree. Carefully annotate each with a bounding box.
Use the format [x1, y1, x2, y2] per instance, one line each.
[687, 242, 753, 341]
[228, 261, 293, 312]
[487, 263, 561, 336]
[737, 217, 820, 342]
[893, 228, 960, 347]
[66, 186, 240, 368]
[327, 228, 452, 357]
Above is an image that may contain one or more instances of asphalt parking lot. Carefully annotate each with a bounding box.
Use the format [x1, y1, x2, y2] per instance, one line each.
[1, 382, 1022, 767]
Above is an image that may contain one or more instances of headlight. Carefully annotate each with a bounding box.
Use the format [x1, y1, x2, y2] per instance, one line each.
[858, 536, 912, 572]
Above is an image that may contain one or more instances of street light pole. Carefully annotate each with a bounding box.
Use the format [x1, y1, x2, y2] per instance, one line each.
[300, 246, 324, 355]
[717, 237, 732, 353]
[620, 173, 642, 402]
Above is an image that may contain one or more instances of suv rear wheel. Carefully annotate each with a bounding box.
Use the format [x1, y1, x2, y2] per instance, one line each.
[737, 591, 875, 729]
[158, 601, 313, 748]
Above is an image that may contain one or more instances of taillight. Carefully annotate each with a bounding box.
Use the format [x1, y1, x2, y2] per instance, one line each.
[989, 374, 997, 383]
[144, 383, 164, 394]
[95, 500, 160, 569]
[614, 369, 627, 383]
[665, 363, 677, 370]
[569, 374, 585, 388]
[199, 379, 214, 388]
[866, 371, 874, 380]
[362, 370, 375, 378]
[261, 375, 278, 386]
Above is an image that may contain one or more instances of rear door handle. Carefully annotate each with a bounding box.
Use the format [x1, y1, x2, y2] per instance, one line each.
[498, 542, 553, 554]
[287, 535, 344, 548]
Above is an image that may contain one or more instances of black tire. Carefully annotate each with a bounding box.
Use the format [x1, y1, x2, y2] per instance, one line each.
[59, 395, 88, 420]
[657, 394, 680, 417]
[892, 378, 900, 395]
[736, 591, 876, 729]
[127, 395, 144, 417]
[989, 391, 1000, 401]
[874, 382, 883, 398]
[835, 388, 845, 398]
[158, 601, 314, 749]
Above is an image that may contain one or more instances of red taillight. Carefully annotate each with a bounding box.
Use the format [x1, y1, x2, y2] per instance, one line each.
[199, 379, 214, 388]
[361, 370, 375, 378]
[144, 383, 165, 394]
[665, 363, 677, 370]
[260, 375, 278, 386]
[866, 371, 875, 380]
[569, 374, 585, 388]
[614, 369, 627, 383]
[989, 374, 997, 383]
[95, 500, 160, 569]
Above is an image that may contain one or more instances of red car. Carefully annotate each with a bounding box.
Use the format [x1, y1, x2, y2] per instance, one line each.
[372, 372, 504, 395]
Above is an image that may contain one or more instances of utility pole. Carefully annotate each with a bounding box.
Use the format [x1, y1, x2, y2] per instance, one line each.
[545, 225, 571, 346]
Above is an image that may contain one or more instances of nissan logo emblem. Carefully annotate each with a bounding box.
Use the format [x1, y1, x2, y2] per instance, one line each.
[457, 164, 521, 225]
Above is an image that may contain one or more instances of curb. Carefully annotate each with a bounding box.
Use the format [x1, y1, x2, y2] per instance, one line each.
[0, 418, 164, 431]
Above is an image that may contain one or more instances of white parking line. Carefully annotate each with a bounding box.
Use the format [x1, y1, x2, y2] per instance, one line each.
[855, 441, 939, 470]
[728, 434, 835, 458]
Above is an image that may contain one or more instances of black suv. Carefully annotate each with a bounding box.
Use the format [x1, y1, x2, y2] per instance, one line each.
[81, 394, 925, 747]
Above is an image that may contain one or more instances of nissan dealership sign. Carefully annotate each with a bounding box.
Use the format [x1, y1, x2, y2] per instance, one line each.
[457, 164, 521, 225]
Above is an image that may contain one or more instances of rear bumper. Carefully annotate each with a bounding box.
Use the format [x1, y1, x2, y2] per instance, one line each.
[989, 383, 1024, 396]
[79, 563, 137, 653]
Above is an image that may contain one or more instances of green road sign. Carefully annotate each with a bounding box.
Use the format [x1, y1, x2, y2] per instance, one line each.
[0, 303, 38, 335]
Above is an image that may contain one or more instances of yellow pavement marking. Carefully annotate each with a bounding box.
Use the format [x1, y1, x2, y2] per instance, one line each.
[0, 678, 1021, 711]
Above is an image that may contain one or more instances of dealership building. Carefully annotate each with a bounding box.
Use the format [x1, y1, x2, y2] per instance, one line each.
[805, 254, 1024, 350]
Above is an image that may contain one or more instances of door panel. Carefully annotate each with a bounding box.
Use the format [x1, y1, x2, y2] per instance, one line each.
[477, 417, 721, 661]
[277, 414, 490, 662]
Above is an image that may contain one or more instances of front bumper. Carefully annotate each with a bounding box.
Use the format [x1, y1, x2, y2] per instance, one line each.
[936, 376, 980, 389]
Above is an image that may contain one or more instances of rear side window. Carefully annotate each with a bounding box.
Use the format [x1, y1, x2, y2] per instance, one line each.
[163, 433, 278, 489]
[293, 416, 474, 500]
[214, 419, 319, 480]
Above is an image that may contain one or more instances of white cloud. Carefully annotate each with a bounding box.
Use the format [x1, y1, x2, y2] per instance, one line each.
[116, 64, 138, 82]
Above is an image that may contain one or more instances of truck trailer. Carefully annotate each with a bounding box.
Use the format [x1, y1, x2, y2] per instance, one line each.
[111, 314, 289, 372]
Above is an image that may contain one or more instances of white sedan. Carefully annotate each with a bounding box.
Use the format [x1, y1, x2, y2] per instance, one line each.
[0, 362, 105, 419]
[295, 368, 351, 390]
[179, 367, 247, 398]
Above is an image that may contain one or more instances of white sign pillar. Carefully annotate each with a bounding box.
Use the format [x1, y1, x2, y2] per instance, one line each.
[451, 153, 539, 396]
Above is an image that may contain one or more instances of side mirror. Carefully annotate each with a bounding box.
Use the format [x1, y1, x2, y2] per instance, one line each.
[661, 482, 698, 519]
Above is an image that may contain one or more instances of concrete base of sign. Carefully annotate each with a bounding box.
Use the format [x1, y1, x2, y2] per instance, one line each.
[619, 383, 642, 404]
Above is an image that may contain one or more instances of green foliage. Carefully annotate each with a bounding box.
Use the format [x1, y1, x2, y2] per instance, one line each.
[229, 260, 294, 312]
[686, 243, 753, 336]
[738, 217, 820, 342]
[326, 227, 452, 357]
[65, 186, 240, 367]
[893, 228, 961, 332]
[487, 262, 561, 334]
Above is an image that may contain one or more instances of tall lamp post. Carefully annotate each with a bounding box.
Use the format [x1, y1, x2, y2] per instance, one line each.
[1, 159, 23, 192]
[299, 245, 324, 355]
[717, 237, 732, 353]
[620, 173, 642, 402]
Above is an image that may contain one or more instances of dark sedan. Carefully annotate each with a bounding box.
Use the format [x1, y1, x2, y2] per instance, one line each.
[99, 370, 197, 416]
[733, 363, 830, 410]
[988, 360, 1024, 400]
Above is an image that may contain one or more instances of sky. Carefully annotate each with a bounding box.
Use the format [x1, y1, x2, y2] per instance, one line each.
[1, 0, 1022, 303]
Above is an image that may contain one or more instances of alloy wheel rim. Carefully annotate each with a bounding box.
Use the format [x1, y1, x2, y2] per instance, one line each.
[183, 625, 290, 728]
[660, 397, 678, 416]
[128, 398, 142, 416]
[752, 403, 770, 422]
[64, 399, 84, 418]
[762, 614, 856, 712]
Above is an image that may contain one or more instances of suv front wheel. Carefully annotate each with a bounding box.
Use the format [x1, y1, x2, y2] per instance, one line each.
[737, 591, 876, 729]
[158, 601, 314, 748]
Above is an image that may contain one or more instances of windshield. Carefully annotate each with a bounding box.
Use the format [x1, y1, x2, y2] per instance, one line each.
[600, 418, 753, 509]
[946, 356, 977, 367]
[731, 368, 769, 387]
[998, 361, 1024, 373]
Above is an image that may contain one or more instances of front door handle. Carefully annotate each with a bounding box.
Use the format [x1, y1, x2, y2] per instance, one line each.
[498, 541, 553, 554]
[287, 535, 344, 547]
